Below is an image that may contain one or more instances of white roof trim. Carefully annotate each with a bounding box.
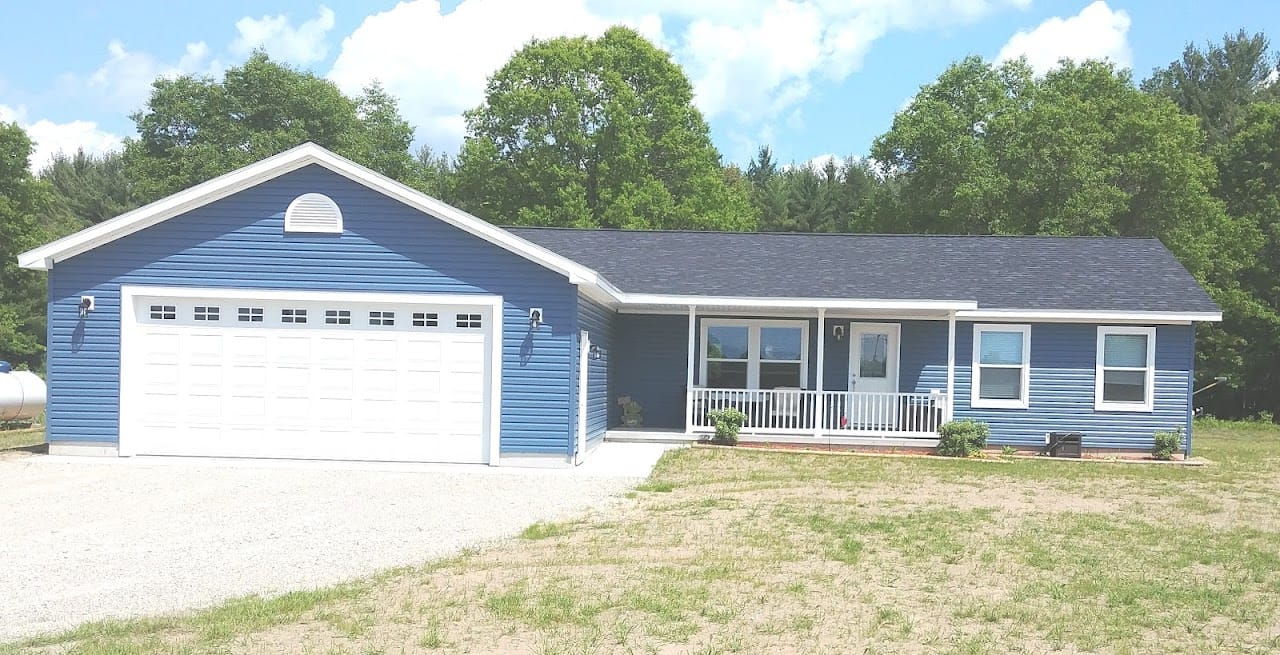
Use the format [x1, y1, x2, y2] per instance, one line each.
[614, 295, 976, 311]
[955, 309, 1222, 324]
[16, 143, 602, 289]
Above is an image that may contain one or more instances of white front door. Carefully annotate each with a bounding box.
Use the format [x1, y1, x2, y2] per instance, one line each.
[846, 323, 900, 429]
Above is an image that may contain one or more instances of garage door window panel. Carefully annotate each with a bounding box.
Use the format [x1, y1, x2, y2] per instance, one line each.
[149, 305, 176, 320]
[194, 306, 220, 321]
[238, 307, 263, 322]
[369, 311, 395, 326]
[325, 309, 351, 325]
[281, 309, 307, 324]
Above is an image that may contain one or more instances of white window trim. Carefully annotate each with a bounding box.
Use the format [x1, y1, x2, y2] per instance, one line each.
[699, 318, 809, 389]
[971, 323, 1031, 409]
[1095, 326, 1156, 412]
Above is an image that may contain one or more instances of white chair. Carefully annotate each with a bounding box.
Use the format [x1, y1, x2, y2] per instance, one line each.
[769, 387, 804, 429]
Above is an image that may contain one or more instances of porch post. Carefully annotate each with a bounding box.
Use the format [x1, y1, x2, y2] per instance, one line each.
[685, 305, 696, 434]
[814, 308, 826, 437]
[946, 311, 956, 422]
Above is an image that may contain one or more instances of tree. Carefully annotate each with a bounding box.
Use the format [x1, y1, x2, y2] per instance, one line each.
[0, 123, 77, 370]
[872, 58, 1240, 273]
[124, 52, 415, 202]
[454, 27, 755, 230]
[40, 149, 142, 225]
[410, 144, 458, 205]
[1211, 102, 1280, 415]
[1142, 30, 1280, 146]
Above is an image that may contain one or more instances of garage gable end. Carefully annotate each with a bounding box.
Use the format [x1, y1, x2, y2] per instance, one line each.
[45, 164, 579, 462]
[19, 143, 601, 289]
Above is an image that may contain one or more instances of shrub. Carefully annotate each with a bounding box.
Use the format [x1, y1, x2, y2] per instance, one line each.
[706, 407, 747, 445]
[937, 419, 989, 457]
[1152, 428, 1184, 460]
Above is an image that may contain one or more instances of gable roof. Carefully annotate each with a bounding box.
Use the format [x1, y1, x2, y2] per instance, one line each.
[16, 142, 603, 287]
[509, 228, 1222, 319]
[17, 143, 1221, 322]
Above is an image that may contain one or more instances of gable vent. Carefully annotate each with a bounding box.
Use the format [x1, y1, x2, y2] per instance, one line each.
[285, 193, 343, 234]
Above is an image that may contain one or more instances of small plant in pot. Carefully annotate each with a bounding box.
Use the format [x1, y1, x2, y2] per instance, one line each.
[705, 407, 748, 445]
[617, 396, 643, 428]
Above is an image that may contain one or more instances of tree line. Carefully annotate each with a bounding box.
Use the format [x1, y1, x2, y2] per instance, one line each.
[1, 28, 1276, 418]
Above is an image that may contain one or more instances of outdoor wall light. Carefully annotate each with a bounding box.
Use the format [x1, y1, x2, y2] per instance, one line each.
[79, 296, 95, 318]
[589, 344, 603, 360]
[529, 307, 543, 328]
[832, 324, 845, 341]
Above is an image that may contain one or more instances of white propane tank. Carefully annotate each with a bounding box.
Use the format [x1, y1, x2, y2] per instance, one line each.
[0, 362, 47, 422]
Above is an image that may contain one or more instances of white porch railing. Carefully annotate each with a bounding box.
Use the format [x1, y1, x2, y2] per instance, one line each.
[689, 388, 949, 437]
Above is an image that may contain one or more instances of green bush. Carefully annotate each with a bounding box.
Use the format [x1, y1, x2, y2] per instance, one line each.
[1152, 428, 1184, 460]
[706, 408, 748, 445]
[937, 419, 989, 457]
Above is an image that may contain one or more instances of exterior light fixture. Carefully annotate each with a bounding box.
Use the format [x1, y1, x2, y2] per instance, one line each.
[832, 324, 845, 341]
[529, 307, 543, 328]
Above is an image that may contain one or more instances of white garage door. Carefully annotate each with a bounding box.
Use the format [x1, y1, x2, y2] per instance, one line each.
[119, 288, 500, 463]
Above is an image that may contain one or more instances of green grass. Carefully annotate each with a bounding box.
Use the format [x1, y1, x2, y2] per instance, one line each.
[0, 427, 43, 451]
[5, 420, 1280, 655]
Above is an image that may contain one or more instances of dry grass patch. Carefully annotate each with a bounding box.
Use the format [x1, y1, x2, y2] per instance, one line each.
[7, 422, 1280, 654]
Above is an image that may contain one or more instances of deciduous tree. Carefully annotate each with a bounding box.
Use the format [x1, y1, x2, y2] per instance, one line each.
[124, 52, 414, 202]
[454, 27, 754, 230]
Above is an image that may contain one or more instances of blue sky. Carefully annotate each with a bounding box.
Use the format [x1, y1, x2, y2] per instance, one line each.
[2, 1, 1277, 172]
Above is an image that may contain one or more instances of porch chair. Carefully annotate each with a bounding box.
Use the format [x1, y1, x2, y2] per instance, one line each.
[769, 387, 805, 430]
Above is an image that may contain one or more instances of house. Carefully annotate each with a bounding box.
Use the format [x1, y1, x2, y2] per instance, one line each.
[17, 143, 1222, 466]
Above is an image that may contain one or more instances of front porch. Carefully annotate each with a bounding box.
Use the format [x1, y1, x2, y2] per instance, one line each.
[608, 302, 964, 446]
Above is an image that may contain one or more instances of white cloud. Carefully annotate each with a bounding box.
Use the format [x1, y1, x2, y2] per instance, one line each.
[327, 0, 1028, 153]
[0, 105, 123, 172]
[85, 39, 216, 113]
[329, 0, 662, 152]
[996, 1, 1132, 74]
[673, 0, 1031, 124]
[231, 6, 336, 65]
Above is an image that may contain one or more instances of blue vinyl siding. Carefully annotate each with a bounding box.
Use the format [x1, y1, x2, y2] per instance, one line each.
[608, 314, 1195, 449]
[575, 293, 613, 448]
[613, 314, 688, 429]
[951, 322, 1193, 449]
[45, 165, 576, 456]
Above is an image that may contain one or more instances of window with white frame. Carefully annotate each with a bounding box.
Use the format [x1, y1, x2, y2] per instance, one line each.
[701, 320, 807, 389]
[1096, 326, 1155, 411]
[971, 324, 1031, 409]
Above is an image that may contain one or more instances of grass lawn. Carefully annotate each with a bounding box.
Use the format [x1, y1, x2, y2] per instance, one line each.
[0, 427, 43, 452]
[7, 421, 1280, 655]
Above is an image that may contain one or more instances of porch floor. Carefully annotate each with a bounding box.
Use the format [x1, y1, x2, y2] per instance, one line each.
[604, 427, 940, 449]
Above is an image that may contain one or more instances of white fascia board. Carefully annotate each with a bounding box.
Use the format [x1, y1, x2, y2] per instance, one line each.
[16, 143, 604, 293]
[615, 294, 976, 311]
[19, 145, 322, 270]
[955, 309, 1223, 324]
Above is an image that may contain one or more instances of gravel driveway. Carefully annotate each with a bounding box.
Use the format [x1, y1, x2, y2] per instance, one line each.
[0, 444, 669, 641]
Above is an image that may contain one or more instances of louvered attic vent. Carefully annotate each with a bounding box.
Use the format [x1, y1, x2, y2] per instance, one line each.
[284, 193, 343, 234]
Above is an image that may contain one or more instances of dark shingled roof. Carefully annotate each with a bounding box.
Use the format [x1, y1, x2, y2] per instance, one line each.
[506, 228, 1220, 313]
